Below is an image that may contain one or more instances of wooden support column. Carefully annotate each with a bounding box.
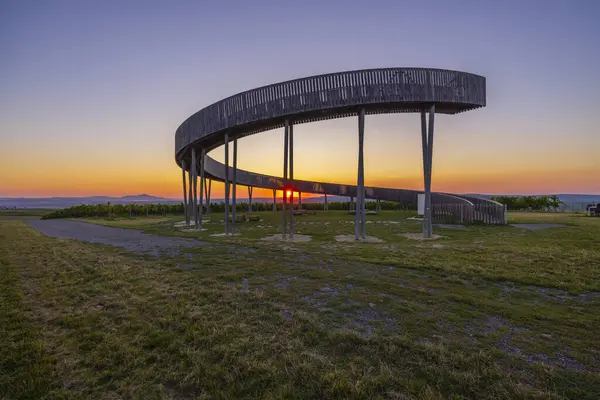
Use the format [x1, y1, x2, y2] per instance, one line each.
[181, 160, 189, 225]
[282, 121, 289, 238]
[248, 186, 253, 212]
[355, 108, 366, 240]
[420, 105, 435, 238]
[289, 124, 294, 239]
[198, 149, 205, 229]
[232, 138, 238, 234]
[188, 155, 193, 227]
[205, 178, 211, 215]
[224, 133, 230, 234]
[191, 148, 198, 228]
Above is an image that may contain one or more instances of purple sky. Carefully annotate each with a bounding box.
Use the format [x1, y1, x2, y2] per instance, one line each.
[1, 0, 599, 196]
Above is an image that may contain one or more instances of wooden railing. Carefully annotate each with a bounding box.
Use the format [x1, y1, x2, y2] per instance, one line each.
[176, 68, 486, 156]
[432, 203, 507, 225]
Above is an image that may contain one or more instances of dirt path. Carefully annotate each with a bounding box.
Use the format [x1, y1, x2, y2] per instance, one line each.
[27, 219, 204, 257]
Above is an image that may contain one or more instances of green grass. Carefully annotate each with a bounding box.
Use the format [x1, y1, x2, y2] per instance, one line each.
[84, 210, 600, 292]
[1, 211, 599, 399]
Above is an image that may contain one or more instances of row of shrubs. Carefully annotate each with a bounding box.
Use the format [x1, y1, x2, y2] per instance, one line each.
[41, 200, 416, 219]
[41, 203, 184, 219]
[490, 195, 565, 211]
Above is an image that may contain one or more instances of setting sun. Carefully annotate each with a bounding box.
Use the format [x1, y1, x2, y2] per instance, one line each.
[286, 190, 292, 198]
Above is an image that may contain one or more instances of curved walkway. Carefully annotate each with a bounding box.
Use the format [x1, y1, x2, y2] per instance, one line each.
[203, 156, 473, 205]
[174, 68, 503, 227]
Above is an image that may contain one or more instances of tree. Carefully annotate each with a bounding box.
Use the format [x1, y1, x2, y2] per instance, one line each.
[548, 195, 565, 211]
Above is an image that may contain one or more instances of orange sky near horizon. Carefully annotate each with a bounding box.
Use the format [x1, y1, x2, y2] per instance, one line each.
[1, 163, 596, 199]
[1, 115, 598, 198]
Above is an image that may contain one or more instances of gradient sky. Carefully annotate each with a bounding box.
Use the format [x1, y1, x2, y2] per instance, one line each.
[1, 0, 599, 198]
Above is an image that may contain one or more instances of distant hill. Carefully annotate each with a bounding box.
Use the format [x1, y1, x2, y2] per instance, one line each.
[1, 193, 597, 209]
[120, 194, 166, 201]
[0, 194, 356, 209]
[0, 194, 180, 209]
[554, 194, 600, 204]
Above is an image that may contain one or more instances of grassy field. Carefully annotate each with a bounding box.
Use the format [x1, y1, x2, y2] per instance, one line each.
[1, 210, 599, 399]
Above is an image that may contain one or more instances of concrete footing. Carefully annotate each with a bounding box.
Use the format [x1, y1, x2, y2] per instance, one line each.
[401, 232, 444, 240]
[210, 232, 240, 237]
[261, 234, 311, 242]
[180, 228, 207, 232]
[335, 234, 383, 243]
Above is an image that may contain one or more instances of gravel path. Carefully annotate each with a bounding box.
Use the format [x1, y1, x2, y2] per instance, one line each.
[28, 219, 204, 257]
